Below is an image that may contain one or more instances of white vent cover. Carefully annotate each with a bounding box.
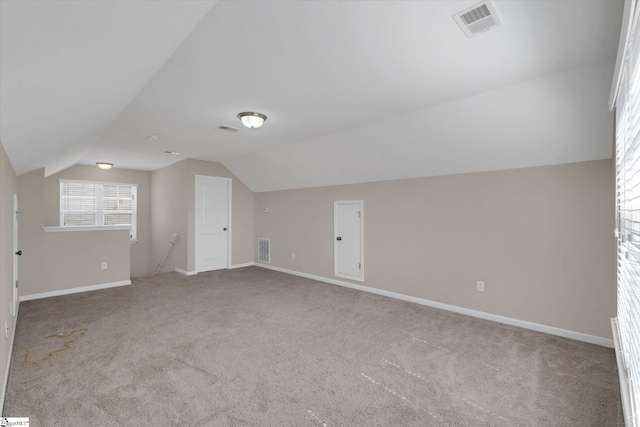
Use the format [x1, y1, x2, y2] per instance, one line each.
[453, 1, 502, 38]
[217, 125, 241, 133]
[258, 238, 270, 263]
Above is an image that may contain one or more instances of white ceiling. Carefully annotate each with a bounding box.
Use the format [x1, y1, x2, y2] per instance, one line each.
[0, 0, 623, 191]
[0, 0, 216, 175]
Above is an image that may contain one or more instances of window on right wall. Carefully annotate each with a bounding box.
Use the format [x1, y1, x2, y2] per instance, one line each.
[612, 2, 640, 425]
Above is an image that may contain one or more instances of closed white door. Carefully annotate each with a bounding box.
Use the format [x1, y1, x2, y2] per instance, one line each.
[334, 200, 364, 281]
[195, 176, 231, 272]
[13, 194, 19, 315]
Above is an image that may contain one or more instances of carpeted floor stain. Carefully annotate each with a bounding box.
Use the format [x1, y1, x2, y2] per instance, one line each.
[3, 267, 623, 426]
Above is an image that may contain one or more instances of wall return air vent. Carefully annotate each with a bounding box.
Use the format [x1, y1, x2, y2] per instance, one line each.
[258, 238, 270, 264]
[453, 0, 502, 38]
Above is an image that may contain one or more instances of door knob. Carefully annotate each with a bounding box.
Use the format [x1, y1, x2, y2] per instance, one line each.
[336, 237, 342, 241]
[223, 228, 228, 231]
[15, 250, 22, 256]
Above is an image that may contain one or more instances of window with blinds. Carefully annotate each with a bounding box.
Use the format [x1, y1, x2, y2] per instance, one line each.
[615, 3, 640, 426]
[60, 180, 138, 240]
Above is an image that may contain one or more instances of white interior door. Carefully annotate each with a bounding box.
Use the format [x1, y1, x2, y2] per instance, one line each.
[12, 194, 19, 315]
[334, 200, 364, 282]
[195, 176, 231, 273]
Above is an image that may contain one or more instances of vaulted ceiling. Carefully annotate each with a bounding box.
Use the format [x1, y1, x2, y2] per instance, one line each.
[0, 0, 623, 192]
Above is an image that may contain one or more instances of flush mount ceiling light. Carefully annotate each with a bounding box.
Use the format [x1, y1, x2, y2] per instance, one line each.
[237, 112, 267, 129]
[96, 162, 113, 170]
[146, 134, 159, 141]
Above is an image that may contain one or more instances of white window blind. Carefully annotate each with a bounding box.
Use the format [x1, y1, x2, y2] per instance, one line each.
[60, 181, 98, 226]
[60, 180, 138, 240]
[616, 3, 640, 426]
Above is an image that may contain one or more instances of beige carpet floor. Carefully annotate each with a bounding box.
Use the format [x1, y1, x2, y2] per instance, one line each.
[3, 266, 623, 426]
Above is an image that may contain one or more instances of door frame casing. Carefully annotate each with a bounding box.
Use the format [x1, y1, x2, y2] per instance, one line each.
[334, 200, 364, 282]
[12, 193, 18, 315]
[194, 175, 232, 273]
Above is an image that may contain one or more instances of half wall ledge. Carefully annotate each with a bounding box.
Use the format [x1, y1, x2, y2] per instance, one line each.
[42, 225, 130, 232]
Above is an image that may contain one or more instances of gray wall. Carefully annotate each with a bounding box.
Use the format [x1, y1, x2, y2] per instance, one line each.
[151, 159, 254, 273]
[7, 155, 617, 343]
[14, 158, 255, 298]
[254, 160, 616, 340]
[1, 141, 18, 407]
[184, 159, 254, 271]
[43, 165, 152, 277]
[150, 161, 188, 272]
[17, 168, 131, 297]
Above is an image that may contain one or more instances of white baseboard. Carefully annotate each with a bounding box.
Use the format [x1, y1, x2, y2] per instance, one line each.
[174, 268, 197, 276]
[254, 263, 614, 348]
[230, 262, 255, 269]
[19, 280, 132, 302]
[1, 301, 19, 416]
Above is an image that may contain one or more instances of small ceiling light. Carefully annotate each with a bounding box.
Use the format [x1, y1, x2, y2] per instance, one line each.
[96, 162, 113, 170]
[237, 112, 267, 129]
[146, 134, 159, 141]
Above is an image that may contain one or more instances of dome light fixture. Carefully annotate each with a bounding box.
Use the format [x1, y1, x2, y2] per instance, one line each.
[237, 112, 267, 129]
[96, 162, 113, 170]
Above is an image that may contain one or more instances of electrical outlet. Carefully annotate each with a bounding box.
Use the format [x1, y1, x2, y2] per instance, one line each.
[263, 207, 269, 212]
[477, 281, 485, 292]
[101, 262, 108, 270]
[292, 252, 295, 260]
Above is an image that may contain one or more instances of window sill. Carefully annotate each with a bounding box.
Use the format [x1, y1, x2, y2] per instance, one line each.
[42, 226, 131, 233]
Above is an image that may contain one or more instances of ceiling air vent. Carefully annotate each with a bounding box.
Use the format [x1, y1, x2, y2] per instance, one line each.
[217, 125, 241, 133]
[453, 1, 502, 38]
